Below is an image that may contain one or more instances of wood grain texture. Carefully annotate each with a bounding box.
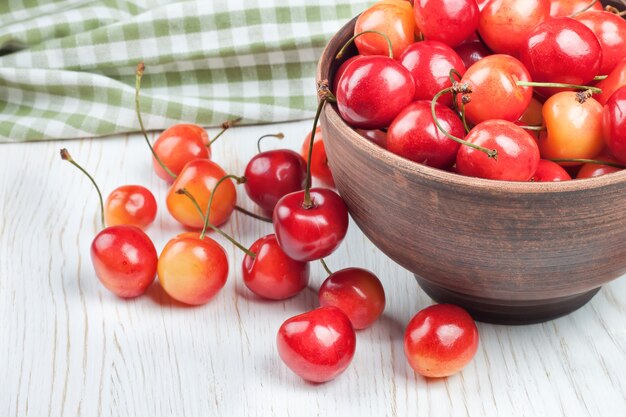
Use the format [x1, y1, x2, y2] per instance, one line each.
[318, 15, 626, 324]
[0, 121, 624, 417]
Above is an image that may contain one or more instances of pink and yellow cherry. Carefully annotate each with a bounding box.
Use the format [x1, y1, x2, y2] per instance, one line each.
[404, 304, 479, 378]
[574, 11, 626, 76]
[300, 127, 335, 187]
[458, 54, 533, 125]
[517, 97, 544, 127]
[277, 306, 356, 383]
[531, 159, 572, 182]
[478, 0, 550, 56]
[549, 0, 602, 17]
[151, 124, 210, 182]
[595, 58, 626, 105]
[539, 91, 605, 161]
[318, 267, 385, 330]
[604, 85, 626, 164]
[242, 234, 309, 300]
[104, 185, 157, 229]
[244, 133, 307, 213]
[519, 17, 601, 96]
[414, 0, 480, 48]
[354, 0, 416, 59]
[166, 159, 237, 229]
[456, 120, 540, 181]
[400, 41, 466, 106]
[387, 100, 464, 170]
[157, 232, 228, 305]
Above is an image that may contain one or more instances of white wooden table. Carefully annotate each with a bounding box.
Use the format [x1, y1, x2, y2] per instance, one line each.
[1, 119, 625, 417]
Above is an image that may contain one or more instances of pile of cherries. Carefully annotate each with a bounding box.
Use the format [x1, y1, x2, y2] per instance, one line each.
[334, 0, 626, 181]
[61, 63, 479, 382]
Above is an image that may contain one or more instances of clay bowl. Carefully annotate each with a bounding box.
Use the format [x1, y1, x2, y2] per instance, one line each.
[317, 12, 626, 325]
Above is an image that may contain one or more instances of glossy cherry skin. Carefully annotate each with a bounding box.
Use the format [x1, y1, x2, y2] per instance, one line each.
[152, 124, 210, 183]
[166, 159, 236, 229]
[517, 96, 544, 127]
[387, 101, 464, 170]
[456, 120, 540, 181]
[539, 92, 605, 161]
[357, 128, 388, 148]
[478, 0, 550, 56]
[400, 40, 466, 106]
[604, 85, 626, 164]
[318, 268, 385, 330]
[332, 55, 362, 94]
[454, 40, 492, 69]
[595, 58, 626, 105]
[273, 188, 349, 262]
[531, 159, 572, 182]
[414, 0, 480, 48]
[277, 306, 356, 383]
[459, 54, 533, 125]
[404, 304, 479, 378]
[336, 55, 416, 129]
[104, 185, 157, 229]
[577, 156, 623, 178]
[519, 17, 601, 95]
[549, 0, 602, 17]
[90, 225, 157, 298]
[301, 127, 335, 187]
[574, 11, 626, 76]
[242, 234, 310, 300]
[354, 0, 416, 59]
[244, 150, 306, 213]
[157, 233, 228, 305]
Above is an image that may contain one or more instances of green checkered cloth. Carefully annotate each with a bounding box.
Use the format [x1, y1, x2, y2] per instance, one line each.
[0, 0, 370, 141]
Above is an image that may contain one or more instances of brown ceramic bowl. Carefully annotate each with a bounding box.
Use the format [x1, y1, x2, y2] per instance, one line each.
[317, 11, 626, 324]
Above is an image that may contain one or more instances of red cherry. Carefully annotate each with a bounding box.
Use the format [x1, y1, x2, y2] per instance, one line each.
[576, 152, 624, 179]
[531, 159, 572, 182]
[157, 233, 228, 305]
[336, 55, 415, 129]
[91, 225, 157, 298]
[273, 188, 349, 262]
[244, 136, 307, 213]
[595, 58, 626, 105]
[549, 0, 602, 17]
[454, 39, 492, 69]
[356, 128, 387, 148]
[400, 40, 467, 106]
[604, 85, 626, 164]
[574, 11, 626, 75]
[277, 306, 356, 383]
[459, 54, 533, 125]
[456, 120, 540, 181]
[387, 101, 464, 170]
[104, 185, 157, 229]
[414, 0, 480, 48]
[478, 0, 550, 56]
[318, 268, 385, 330]
[242, 234, 309, 300]
[301, 127, 335, 187]
[404, 304, 479, 378]
[152, 124, 210, 183]
[332, 55, 362, 94]
[519, 17, 601, 96]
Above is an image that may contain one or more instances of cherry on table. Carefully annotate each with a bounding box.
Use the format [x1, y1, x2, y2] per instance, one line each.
[300, 127, 335, 188]
[413, 0, 480, 48]
[277, 306, 356, 383]
[151, 124, 210, 183]
[603, 85, 626, 164]
[104, 185, 157, 229]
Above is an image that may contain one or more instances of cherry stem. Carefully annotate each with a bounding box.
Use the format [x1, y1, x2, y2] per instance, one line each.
[519, 125, 546, 131]
[208, 117, 242, 146]
[569, 0, 598, 17]
[516, 81, 602, 95]
[550, 158, 626, 169]
[235, 205, 272, 223]
[431, 87, 498, 159]
[135, 63, 177, 180]
[177, 188, 255, 257]
[256, 132, 285, 154]
[594, 75, 608, 81]
[460, 101, 471, 134]
[60, 149, 105, 229]
[200, 174, 246, 239]
[336, 30, 393, 59]
[320, 258, 333, 276]
[449, 69, 463, 114]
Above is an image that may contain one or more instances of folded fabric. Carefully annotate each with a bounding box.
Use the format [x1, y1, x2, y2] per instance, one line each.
[0, 0, 370, 141]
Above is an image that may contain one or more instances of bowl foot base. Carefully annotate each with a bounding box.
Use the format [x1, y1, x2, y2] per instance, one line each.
[414, 276, 601, 325]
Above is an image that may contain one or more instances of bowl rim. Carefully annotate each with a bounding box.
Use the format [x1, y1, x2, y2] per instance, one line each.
[316, 17, 626, 195]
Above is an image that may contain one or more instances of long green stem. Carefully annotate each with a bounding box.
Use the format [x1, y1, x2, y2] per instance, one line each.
[177, 188, 255, 257]
[135, 63, 177, 179]
[235, 205, 272, 223]
[460, 101, 471, 134]
[208, 117, 242, 146]
[201, 174, 245, 239]
[516, 81, 602, 95]
[256, 133, 284, 154]
[303, 96, 326, 208]
[60, 149, 105, 228]
[320, 258, 333, 276]
[336, 30, 394, 59]
[550, 158, 626, 169]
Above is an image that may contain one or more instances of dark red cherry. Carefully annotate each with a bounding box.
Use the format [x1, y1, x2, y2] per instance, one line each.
[414, 0, 480, 48]
[604, 85, 626, 164]
[454, 39, 492, 69]
[574, 11, 626, 76]
[577, 152, 623, 178]
[531, 159, 572, 182]
[356, 129, 387, 148]
[387, 101, 464, 169]
[336, 55, 415, 129]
